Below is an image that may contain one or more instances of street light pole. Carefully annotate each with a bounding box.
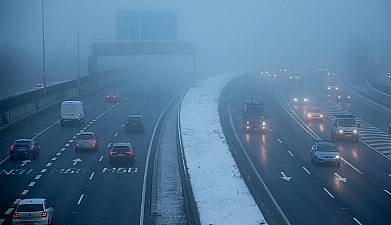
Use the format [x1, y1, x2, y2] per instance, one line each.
[76, 0, 81, 94]
[41, 0, 47, 95]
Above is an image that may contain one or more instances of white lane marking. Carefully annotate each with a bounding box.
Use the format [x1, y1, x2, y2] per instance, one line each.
[107, 143, 111, 148]
[83, 127, 87, 130]
[20, 160, 31, 167]
[21, 190, 29, 196]
[4, 208, 14, 215]
[322, 187, 335, 199]
[287, 150, 294, 157]
[114, 132, 118, 137]
[98, 155, 103, 162]
[0, 156, 9, 165]
[35, 175, 42, 180]
[270, 128, 274, 133]
[86, 124, 90, 127]
[353, 218, 363, 225]
[65, 143, 70, 147]
[334, 172, 347, 182]
[89, 121, 94, 124]
[302, 166, 311, 174]
[73, 136, 76, 139]
[0, 218, 5, 225]
[341, 157, 363, 175]
[32, 121, 60, 139]
[79, 130, 84, 133]
[68, 139, 74, 143]
[77, 194, 84, 205]
[121, 124, 125, 128]
[56, 152, 61, 156]
[13, 199, 21, 205]
[92, 119, 96, 122]
[72, 158, 82, 166]
[28, 182, 36, 187]
[378, 149, 391, 152]
[89, 172, 95, 180]
[41, 169, 47, 173]
[51, 157, 56, 161]
[384, 189, 391, 196]
[277, 138, 283, 144]
[280, 171, 292, 181]
[46, 163, 52, 167]
[60, 147, 66, 152]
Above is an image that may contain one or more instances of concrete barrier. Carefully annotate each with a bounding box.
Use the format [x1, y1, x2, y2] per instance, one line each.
[0, 68, 128, 130]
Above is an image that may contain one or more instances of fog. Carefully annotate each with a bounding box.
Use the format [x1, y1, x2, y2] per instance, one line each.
[0, 0, 390, 96]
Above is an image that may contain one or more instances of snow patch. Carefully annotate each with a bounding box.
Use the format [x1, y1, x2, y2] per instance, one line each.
[180, 72, 267, 225]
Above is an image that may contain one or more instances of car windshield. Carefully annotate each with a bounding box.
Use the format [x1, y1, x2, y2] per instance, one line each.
[327, 81, 337, 86]
[309, 108, 321, 113]
[113, 146, 131, 152]
[318, 142, 338, 152]
[14, 141, 32, 147]
[78, 134, 93, 140]
[339, 119, 356, 127]
[17, 204, 44, 212]
[128, 117, 141, 123]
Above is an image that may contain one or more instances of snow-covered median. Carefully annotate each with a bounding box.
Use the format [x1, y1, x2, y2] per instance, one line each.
[180, 72, 267, 225]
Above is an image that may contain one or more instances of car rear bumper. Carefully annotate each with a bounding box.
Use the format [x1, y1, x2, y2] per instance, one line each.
[13, 218, 49, 225]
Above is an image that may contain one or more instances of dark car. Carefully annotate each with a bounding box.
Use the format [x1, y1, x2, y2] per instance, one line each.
[105, 92, 119, 103]
[336, 93, 351, 103]
[109, 143, 135, 164]
[125, 115, 145, 132]
[10, 139, 40, 160]
[310, 140, 341, 167]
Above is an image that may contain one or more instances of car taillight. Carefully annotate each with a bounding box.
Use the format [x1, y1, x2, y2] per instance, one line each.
[10, 144, 14, 152]
[41, 211, 47, 217]
[109, 150, 116, 155]
[13, 212, 19, 219]
[92, 140, 96, 145]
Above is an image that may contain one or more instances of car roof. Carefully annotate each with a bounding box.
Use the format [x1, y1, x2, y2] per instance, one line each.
[62, 101, 82, 104]
[129, 115, 142, 118]
[19, 198, 45, 205]
[113, 142, 132, 147]
[78, 132, 94, 135]
[15, 139, 33, 142]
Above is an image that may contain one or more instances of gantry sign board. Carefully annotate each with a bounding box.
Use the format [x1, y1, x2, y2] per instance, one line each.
[116, 10, 178, 40]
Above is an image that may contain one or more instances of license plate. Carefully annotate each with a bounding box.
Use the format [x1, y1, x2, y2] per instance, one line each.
[118, 154, 125, 156]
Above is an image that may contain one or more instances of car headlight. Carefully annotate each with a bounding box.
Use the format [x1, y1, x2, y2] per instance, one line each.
[347, 96, 351, 99]
[262, 121, 266, 126]
[304, 98, 308, 102]
[335, 87, 339, 90]
[293, 98, 298, 102]
[246, 126, 250, 129]
[353, 129, 357, 134]
[339, 129, 344, 134]
[336, 155, 340, 159]
[320, 114, 324, 118]
[338, 96, 341, 99]
[327, 87, 331, 90]
[246, 121, 250, 124]
[307, 114, 312, 118]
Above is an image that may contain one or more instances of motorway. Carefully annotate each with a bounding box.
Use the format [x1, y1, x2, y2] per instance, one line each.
[223, 74, 391, 225]
[0, 72, 184, 225]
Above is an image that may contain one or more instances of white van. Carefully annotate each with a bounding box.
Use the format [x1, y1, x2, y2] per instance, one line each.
[61, 101, 84, 126]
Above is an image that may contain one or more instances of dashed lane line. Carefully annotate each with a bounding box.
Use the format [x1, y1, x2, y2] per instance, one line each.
[13, 199, 21, 205]
[89, 172, 95, 180]
[4, 208, 14, 215]
[341, 158, 363, 175]
[99, 156, 103, 162]
[353, 218, 363, 225]
[21, 190, 28, 196]
[40, 169, 47, 173]
[0, 156, 10, 166]
[51, 157, 57, 161]
[77, 194, 84, 205]
[60, 147, 66, 152]
[277, 138, 283, 144]
[322, 187, 335, 199]
[287, 150, 294, 157]
[65, 143, 70, 147]
[68, 140, 74, 143]
[56, 153, 61, 156]
[302, 166, 311, 175]
[28, 182, 36, 187]
[384, 189, 391, 196]
[35, 175, 42, 180]
[46, 163, 52, 167]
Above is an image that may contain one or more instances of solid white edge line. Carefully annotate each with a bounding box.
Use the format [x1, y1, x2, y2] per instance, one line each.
[21, 190, 29, 196]
[4, 208, 14, 215]
[302, 166, 311, 175]
[139, 96, 177, 225]
[228, 92, 292, 225]
[353, 217, 363, 225]
[341, 158, 363, 175]
[77, 194, 84, 205]
[322, 187, 335, 199]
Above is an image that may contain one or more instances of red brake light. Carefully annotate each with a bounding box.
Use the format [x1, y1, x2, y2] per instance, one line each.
[10, 144, 14, 152]
[13, 212, 19, 219]
[109, 149, 116, 155]
[41, 211, 47, 217]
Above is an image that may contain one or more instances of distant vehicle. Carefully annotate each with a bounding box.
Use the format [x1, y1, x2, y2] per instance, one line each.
[243, 99, 268, 133]
[288, 74, 300, 80]
[60, 101, 84, 126]
[326, 81, 339, 94]
[292, 93, 309, 105]
[10, 139, 40, 160]
[336, 93, 351, 103]
[105, 92, 119, 103]
[331, 114, 359, 141]
[310, 140, 341, 167]
[109, 142, 135, 164]
[305, 107, 324, 121]
[387, 72, 391, 80]
[13, 198, 54, 225]
[75, 132, 98, 152]
[33, 83, 44, 89]
[125, 115, 145, 132]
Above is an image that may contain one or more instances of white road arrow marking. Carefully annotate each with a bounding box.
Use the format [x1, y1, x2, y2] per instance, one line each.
[334, 172, 347, 182]
[73, 158, 82, 166]
[280, 171, 292, 181]
[20, 160, 31, 167]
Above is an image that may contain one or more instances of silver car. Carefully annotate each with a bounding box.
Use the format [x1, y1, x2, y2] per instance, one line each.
[311, 140, 341, 167]
[12, 198, 54, 225]
[75, 132, 98, 152]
